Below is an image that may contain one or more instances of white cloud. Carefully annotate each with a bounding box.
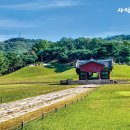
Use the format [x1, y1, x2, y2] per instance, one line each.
[0, 19, 37, 28]
[0, 0, 79, 10]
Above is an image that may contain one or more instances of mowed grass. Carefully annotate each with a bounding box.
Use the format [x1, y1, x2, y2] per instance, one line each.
[0, 64, 78, 103]
[0, 66, 78, 83]
[0, 84, 76, 103]
[111, 65, 130, 79]
[0, 64, 129, 84]
[0, 64, 129, 103]
[23, 84, 130, 130]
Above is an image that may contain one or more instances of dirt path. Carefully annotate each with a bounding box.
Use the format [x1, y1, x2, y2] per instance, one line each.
[0, 85, 98, 123]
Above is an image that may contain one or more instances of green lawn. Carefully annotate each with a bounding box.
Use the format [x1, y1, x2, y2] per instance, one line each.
[0, 64, 129, 84]
[0, 64, 78, 103]
[0, 84, 76, 103]
[0, 64, 129, 103]
[0, 65, 78, 84]
[23, 84, 130, 130]
[111, 65, 130, 79]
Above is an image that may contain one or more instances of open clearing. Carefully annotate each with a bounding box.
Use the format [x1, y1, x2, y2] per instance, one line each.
[111, 65, 130, 79]
[0, 64, 130, 84]
[0, 65, 78, 84]
[0, 65, 130, 103]
[0, 65, 78, 103]
[0, 85, 97, 124]
[0, 64, 130, 129]
[23, 84, 130, 130]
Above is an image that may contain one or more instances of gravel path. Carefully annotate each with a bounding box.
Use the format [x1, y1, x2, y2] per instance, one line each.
[0, 85, 98, 123]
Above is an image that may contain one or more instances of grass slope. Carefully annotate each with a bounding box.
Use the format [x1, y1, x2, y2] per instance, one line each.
[0, 65, 77, 83]
[23, 84, 130, 130]
[111, 65, 130, 79]
[0, 64, 129, 84]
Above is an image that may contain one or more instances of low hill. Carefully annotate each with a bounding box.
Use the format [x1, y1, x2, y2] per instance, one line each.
[0, 64, 77, 84]
[106, 34, 130, 41]
[6, 66, 56, 78]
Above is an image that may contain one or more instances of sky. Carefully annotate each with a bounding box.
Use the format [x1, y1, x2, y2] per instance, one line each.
[0, 0, 130, 41]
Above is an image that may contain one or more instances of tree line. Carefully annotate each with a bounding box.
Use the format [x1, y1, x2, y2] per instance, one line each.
[0, 35, 130, 75]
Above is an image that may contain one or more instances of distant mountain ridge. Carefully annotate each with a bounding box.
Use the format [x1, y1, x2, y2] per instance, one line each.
[0, 35, 130, 53]
[106, 35, 130, 41]
[0, 38, 39, 53]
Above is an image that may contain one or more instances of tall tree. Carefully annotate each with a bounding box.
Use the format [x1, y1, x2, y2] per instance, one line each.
[0, 52, 8, 74]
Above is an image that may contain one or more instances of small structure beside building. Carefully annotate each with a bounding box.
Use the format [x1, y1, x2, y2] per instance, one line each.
[76, 58, 113, 80]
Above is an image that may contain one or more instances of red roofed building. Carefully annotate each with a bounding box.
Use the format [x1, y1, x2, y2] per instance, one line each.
[76, 58, 113, 80]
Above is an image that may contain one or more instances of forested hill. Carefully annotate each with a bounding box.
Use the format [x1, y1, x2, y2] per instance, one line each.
[0, 35, 130, 75]
[106, 35, 130, 41]
[0, 38, 38, 53]
[0, 35, 130, 53]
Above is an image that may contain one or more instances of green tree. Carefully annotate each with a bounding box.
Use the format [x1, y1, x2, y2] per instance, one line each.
[32, 40, 51, 53]
[0, 52, 8, 74]
[119, 46, 130, 63]
[23, 54, 38, 65]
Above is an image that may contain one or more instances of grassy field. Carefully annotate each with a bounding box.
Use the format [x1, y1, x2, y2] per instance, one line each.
[0, 89, 92, 130]
[0, 84, 75, 103]
[0, 64, 130, 129]
[0, 64, 78, 103]
[0, 64, 129, 103]
[0, 64, 129, 84]
[111, 65, 130, 79]
[0, 65, 78, 83]
[23, 84, 130, 130]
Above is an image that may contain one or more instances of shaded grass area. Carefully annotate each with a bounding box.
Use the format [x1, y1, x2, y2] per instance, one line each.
[23, 84, 130, 130]
[45, 63, 73, 73]
[0, 84, 76, 103]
